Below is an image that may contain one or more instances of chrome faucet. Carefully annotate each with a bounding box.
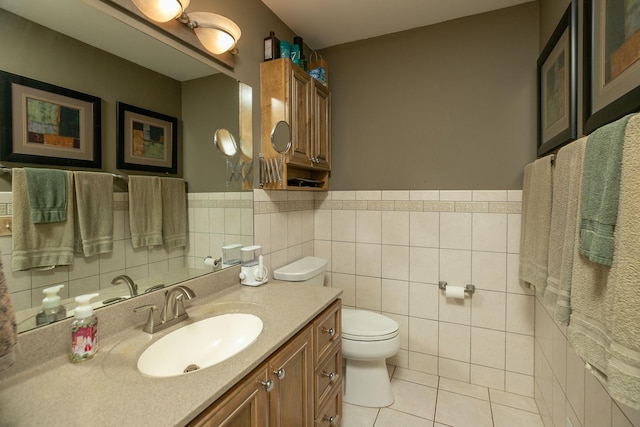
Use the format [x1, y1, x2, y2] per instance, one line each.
[161, 285, 196, 322]
[134, 285, 196, 334]
[111, 274, 138, 297]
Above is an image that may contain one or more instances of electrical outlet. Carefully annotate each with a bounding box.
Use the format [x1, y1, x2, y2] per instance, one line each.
[0, 216, 12, 236]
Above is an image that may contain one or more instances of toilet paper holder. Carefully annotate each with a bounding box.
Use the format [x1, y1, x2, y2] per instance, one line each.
[438, 281, 475, 295]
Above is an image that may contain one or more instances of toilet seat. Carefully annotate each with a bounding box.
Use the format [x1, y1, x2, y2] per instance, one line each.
[342, 309, 399, 342]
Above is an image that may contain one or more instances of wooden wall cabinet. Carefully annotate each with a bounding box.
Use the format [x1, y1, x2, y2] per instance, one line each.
[189, 300, 342, 427]
[260, 58, 331, 190]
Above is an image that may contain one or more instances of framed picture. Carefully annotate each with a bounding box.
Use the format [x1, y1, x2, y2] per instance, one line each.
[584, 0, 640, 133]
[0, 70, 101, 168]
[116, 102, 178, 174]
[537, 1, 578, 156]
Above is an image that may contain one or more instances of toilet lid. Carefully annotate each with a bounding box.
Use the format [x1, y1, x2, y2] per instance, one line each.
[342, 309, 399, 341]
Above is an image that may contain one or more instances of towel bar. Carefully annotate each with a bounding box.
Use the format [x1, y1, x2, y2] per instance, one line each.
[438, 281, 475, 295]
[0, 164, 129, 183]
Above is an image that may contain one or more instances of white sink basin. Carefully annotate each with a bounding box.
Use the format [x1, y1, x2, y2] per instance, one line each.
[137, 313, 263, 377]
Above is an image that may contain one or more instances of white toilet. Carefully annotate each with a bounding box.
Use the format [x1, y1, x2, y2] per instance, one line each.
[274, 256, 400, 407]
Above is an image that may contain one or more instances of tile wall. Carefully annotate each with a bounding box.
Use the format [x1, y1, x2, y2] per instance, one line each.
[254, 189, 535, 397]
[534, 296, 640, 427]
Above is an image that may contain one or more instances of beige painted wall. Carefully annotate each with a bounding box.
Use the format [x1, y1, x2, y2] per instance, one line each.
[319, 2, 539, 190]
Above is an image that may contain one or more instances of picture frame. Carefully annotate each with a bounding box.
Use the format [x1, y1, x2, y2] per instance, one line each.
[584, 0, 640, 133]
[537, 1, 578, 156]
[0, 70, 102, 168]
[116, 102, 178, 174]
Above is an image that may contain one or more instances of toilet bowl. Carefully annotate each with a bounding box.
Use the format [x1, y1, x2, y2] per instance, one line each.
[274, 256, 400, 408]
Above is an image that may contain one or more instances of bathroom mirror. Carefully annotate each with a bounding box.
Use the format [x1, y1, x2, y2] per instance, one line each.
[271, 121, 292, 153]
[0, 0, 254, 333]
[214, 129, 238, 158]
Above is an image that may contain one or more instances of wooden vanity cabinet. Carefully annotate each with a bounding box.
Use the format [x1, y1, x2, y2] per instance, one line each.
[189, 300, 341, 427]
[260, 58, 331, 190]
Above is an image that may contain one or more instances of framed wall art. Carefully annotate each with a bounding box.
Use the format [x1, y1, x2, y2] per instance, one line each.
[116, 102, 178, 174]
[537, 1, 578, 156]
[584, 0, 640, 133]
[0, 70, 102, 168]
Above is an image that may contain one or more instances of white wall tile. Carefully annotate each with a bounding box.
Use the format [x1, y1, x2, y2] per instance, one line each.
[409, 282, 439, 320]
[356, 210, 381, 244]
[440, 212, 472, 250]
[505, 372, 534, 397]
[409, 247, 439, 284]
[355, 275, 381, 310]
[382, 211, 409, 245]
[409, 317, 438, 355]
[470, 364, 505, 390]
[506, 333, 534, 375]
[332, 210, 356, 242]
[439, 293, 471, 325]
[331, 241, 355, 274]
[440, 249, 471, 286]
[381, 279, 409, 315]
[439, 358, 470, 382]
[585, 373, 612, 427]
[314, 209, 332, 241]
[471, 327, 505, 369]
[472, 251, 507, 292]
[472, 213, 507, 252]
[471, 290, 506, 331]
[506, 294, 535, 335]
[356, 243, 382, 277]
[381, 245, 409, 281]
[408, 352, 438, 375]
[409, 211, 439, 248]
[439, 322, 470, 362]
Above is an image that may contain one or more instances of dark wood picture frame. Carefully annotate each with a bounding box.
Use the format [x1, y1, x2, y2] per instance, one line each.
[584, 0, 640, 133]
[0, 70, 102, 168]
[116, 101, 178, 174]
[537, 1, 578, 156]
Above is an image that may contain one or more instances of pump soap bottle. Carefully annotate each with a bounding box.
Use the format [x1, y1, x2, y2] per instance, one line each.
[36, 285, 67, 326]
[70, 293, 99, 363]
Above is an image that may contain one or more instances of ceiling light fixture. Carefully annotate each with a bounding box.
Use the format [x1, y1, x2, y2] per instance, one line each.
[130, 0, 241, 55]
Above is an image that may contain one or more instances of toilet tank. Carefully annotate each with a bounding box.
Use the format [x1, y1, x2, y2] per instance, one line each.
[273, 257, 328, 286]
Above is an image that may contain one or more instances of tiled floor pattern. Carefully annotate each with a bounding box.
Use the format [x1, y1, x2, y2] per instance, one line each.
[342, 367, 543, 427]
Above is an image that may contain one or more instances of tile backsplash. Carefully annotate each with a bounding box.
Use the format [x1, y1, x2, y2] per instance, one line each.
[254, 189, 533, 397]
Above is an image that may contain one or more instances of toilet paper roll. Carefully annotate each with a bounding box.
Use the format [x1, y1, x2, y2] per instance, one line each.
[445, 285, 465, 299]
[204, 256, 218, 267]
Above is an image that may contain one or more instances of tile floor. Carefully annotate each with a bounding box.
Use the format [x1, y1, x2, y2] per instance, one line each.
[342, 366, 543, 427]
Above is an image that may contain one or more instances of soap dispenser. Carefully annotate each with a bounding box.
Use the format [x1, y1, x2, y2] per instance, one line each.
[70, 293, 99, 363]
[36, 285, 67, 326]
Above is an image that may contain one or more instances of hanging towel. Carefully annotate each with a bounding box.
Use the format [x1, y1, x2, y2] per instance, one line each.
[519, 155, 553, 293]
[12, 169, 75, 271]
[74, 172, 114, 257]
[578, 114, 633, 266]
[24, 167, 67, 223]
[160, 177, 187, 249]
[543, 137, 586, 323]
[605, 113, 640, 410]
[128, 176, 163, 249]
[0, 252, 17, 372]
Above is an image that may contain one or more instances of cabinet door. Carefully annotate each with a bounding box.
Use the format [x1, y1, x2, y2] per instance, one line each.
[269, 326, 314, 427]
[288, 65, 312, 166]
[189, 367, 269, 427]
[311, 80, 331, 170]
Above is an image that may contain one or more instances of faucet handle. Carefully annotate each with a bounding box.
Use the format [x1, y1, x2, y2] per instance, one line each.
[134, 304, 160, 333]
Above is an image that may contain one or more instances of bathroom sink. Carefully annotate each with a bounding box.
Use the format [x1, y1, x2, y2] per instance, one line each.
[137, 313, 263, 377]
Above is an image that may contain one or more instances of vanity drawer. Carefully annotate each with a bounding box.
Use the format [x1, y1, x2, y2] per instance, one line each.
[314, 300, 341, 362]
[315, 345, 342, 412]
[315, 381, 342, 427]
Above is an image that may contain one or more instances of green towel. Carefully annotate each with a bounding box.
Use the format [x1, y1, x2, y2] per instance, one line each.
[578, 114, 633, 266]
[24, 167, 67, 223]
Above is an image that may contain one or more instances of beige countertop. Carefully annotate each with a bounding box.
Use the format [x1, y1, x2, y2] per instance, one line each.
[0, 272, 341, 427]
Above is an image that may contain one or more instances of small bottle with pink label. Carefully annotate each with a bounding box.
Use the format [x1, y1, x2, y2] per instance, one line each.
[70, 293, 99, 363]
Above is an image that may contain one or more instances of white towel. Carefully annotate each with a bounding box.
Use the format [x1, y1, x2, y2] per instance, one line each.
[519, 156, 554, 293]
[160, 178, 187, 249]
[74, 172, 114, 257]
[128, 176, 163, 249]
[543, 138, 586, 323]
[606, 113, 640, 409]
[12, 169, 75, 271]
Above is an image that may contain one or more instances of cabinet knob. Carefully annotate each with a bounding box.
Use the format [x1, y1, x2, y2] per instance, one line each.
[321, 371, 338, 383]
[321, 326, 335, 337]
[273, 368, 286, 380]
[260, 379, 274, 392]
[323, 415, 338, 425]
